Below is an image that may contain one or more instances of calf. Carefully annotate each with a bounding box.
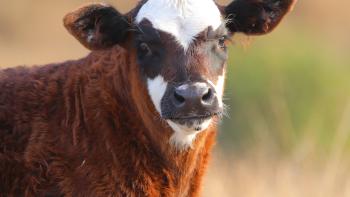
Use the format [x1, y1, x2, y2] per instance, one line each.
[0, 0, 295, 196]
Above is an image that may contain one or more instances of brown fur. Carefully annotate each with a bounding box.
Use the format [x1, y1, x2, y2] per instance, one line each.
[0, 44, 216, 196]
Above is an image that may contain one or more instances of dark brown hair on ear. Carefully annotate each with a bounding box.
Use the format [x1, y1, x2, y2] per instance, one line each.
[64, 3, 130, 50]
[223, 0, 296, 35]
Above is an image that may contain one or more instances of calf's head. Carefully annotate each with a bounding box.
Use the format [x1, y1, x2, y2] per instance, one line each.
[64, 0, 296, 148]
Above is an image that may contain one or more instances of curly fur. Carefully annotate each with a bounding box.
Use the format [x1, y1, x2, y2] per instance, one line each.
[0, 46, 216, 196]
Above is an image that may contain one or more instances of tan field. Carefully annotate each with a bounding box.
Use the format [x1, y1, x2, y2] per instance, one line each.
[1, 1, 350, 196]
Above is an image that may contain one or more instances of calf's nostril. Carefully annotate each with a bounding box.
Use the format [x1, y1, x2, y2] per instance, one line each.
[172, 84, 216, 107]
[174, 90, 185, 104]
[202, 88, 213, 102]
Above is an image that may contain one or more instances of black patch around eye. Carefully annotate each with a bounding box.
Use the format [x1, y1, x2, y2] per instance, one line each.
[137, 42, 152, 59]
[136, 42, 165, 79]
[135, 21, 165, 79]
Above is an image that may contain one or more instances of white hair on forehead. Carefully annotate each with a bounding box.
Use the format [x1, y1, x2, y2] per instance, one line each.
[135, 0, 222, 50]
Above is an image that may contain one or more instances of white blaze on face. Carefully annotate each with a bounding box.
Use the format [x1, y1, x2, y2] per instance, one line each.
[136, 0, 222, 50]
[215, 75, 226, 108]
[147, 76, 168, 114]
[208, 74, 226, 108]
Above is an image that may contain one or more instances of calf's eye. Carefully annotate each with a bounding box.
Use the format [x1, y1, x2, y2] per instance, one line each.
[138, 42, 152, 57]
[218, 36, 229, 50]
[219, 36, 227, 49]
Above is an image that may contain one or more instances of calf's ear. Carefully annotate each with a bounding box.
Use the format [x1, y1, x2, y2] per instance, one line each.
[64, 3, 130, 50]
[222, 0, 296, 35]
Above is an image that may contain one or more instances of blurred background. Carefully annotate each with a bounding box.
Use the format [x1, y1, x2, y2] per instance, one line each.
[1, 0, 350, 196]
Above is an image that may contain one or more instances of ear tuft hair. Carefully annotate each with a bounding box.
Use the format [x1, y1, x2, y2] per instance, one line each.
[64, 3, 130, 50]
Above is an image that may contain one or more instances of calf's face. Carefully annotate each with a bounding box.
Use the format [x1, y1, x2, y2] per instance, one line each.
[64, 0, 296, 149]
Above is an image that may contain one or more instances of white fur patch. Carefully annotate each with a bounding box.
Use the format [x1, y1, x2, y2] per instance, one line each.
[215, 75, 225, 108]
[147, 76, 168, 113]
[208, 74, 225, 108]
[168, 119, 212, 150]
[136, 0, 222, 50]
